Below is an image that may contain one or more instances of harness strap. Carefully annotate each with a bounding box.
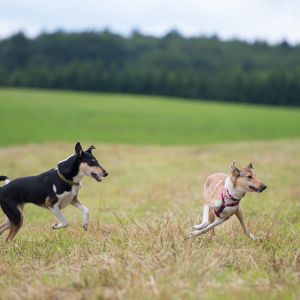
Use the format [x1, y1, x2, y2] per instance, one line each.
[226, 189, 240, 202]
[214, 189, 240, 218]
[56, 168, 79, 186]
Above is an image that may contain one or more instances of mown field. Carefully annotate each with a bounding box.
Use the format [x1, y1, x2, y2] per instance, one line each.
[0, 89, 300, 300]
[0, 141, 299, 300]
[0, 88, 300, 146]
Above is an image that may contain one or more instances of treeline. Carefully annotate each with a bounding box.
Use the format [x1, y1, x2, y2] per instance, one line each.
[0, 30, 300, 106]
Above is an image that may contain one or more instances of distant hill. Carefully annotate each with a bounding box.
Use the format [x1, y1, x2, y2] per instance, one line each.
[0, 30, 300, 106]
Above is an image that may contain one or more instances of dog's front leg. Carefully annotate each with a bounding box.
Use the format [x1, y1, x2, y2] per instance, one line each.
[71, 198, 89, 231]
[235, 207, 257, 240]
[50, 203, 68, 229]
[192, 217, 225, 237]
[193, 205, 209, 230]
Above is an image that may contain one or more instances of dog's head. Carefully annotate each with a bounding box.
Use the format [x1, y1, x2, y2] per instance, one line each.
[230, 161, 267, 193]
[75, 142, 108, 182]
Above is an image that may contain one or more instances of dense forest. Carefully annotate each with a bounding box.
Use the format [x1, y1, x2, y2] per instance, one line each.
[0, 30, 300, 106]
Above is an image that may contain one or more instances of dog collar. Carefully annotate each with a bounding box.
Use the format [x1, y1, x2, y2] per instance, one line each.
[56, 168, 79, 186]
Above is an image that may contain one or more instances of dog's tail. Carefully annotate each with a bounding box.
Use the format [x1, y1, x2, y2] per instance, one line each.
[0, 175, 10, 185]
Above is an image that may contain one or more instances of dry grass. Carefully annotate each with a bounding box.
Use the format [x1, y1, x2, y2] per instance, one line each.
[0, 140, 299, 300]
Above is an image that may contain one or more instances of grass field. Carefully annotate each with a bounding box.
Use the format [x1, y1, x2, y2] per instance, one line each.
[0, 88, 300, 146]
[0, 141, 299, 300]
[0, 88, 300, 299]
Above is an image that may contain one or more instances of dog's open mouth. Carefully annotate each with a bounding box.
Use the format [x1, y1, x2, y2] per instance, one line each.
[91, 173, 102, 182]
[249, 185, 261, 192]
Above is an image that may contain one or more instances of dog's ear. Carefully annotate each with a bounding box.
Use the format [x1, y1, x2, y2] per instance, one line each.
[75, 142, 83, 156]
[246, 162, 254, 170]
[86, 145, 96, 153]
[231, 161, 240, 177]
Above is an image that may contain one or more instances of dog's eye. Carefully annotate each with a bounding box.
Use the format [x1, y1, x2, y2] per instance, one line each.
[247, 175, 252, 179]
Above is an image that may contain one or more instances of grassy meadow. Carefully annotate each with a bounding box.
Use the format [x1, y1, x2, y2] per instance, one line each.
[1, 88, 300, 146]
[0, 88, 300, 300]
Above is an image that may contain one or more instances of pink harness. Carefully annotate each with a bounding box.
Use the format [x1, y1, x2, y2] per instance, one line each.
[214, 189, 240, 218]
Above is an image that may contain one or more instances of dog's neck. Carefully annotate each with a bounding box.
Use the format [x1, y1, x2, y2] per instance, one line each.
[224, 176, 246, 200]
[72, 172, 85, 184]
[57, 155, 83, 184]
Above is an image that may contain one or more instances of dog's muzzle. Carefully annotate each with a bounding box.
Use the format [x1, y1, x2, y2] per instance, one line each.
[91, 170, 108, 182]
[91, 173, 102, 182]
[249, 184, 267, 193]
[259, 184, 267, 192]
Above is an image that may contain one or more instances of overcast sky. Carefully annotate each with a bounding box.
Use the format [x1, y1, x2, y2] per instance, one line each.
[1, 0, 300, 44]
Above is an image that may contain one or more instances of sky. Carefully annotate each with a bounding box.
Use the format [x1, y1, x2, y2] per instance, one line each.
[1, 0, 300, 44]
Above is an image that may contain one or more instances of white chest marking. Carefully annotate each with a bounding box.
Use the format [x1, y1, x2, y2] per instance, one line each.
[224, 177, 245, 200]
[57, 185, 81, 209]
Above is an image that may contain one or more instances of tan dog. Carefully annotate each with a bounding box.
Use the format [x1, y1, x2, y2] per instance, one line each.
[191, 162, 267, 240]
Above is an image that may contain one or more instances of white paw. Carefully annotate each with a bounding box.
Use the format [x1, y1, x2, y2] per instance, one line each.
[193, 223, 208, 230]
[248, 233, 262, 241]
[52, 223, 68, 229]
[189, 230, 204, 237]
[82, 223, 88, 231]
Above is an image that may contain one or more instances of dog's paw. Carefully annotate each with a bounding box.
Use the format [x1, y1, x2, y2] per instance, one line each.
[188, 230, 202, 238]
[193, 223, 208, 230]
[52, 223, 59, 229]
[52, 223, 68, 229]
[82, 223, 88, 231]
[248, 233, 262, 241]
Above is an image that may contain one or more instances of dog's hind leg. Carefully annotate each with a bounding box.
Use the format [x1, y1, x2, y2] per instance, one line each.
[1, 203, 24, 242]
[193, 205, 209, 230]
[6, 223, 23, 241]
[0, 217, 10, 235]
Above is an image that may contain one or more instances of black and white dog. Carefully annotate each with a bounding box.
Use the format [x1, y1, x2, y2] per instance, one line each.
[0, 142, 108, 241]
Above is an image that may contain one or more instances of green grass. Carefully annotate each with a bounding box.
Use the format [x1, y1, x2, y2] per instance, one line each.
[0, 141, 299, 300]
[0, 88, 300, 146]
